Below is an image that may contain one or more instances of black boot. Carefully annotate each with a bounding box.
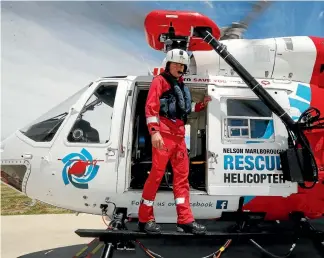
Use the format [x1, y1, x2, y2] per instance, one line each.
[138, 220, 162, 234]
[177, 221, 207, 235]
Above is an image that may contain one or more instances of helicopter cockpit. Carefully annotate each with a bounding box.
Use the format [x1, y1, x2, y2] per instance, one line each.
[19, 83, 117, 145]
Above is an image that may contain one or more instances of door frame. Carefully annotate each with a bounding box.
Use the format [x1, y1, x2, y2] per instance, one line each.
[206, 84, 297, 196]
[50, 78, 131, 191]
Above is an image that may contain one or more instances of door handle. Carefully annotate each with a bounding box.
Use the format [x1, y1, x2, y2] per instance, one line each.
[208, 151, 218, 164]
[22, 153, 33, 159]
[106, 146, 125, 157]
[208, 151, 218, 170]
[106, 147, 117, 157]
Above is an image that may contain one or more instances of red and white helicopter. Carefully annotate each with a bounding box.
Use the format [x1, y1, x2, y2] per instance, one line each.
[1, 4, 324, 258]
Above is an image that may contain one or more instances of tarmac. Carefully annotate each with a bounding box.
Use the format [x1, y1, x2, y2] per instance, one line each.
[1, 214, 324, 258]
[1, 213, 105, 258]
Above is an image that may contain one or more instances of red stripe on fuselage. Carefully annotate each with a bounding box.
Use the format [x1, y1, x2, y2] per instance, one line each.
[307, 36, 324, 183]
[309, 36, 324, 88]
[242, 37, 324, 220]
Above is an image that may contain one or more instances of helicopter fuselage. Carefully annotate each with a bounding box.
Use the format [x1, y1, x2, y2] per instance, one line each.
[1, 7, 324, 221]
[1, 70, 324, 222]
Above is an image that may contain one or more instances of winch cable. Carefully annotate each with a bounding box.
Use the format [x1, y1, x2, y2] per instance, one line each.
[102, 215, 110, 227]
[200, 239, 232, 258]
[136, 240, 164, 258]
[135, 237, 298, 258]
[101, 213, 300, 258]
[134, 239, 232, 258]
[101, 203, 300, 258]
[101, 214, 233, 258]
[249, 239, 298, 258]
[288, 106, 323, 189]
[101, 201, 117, 228]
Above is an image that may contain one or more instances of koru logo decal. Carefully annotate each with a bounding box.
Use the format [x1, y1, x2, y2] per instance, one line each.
[60, 148, 103, 189]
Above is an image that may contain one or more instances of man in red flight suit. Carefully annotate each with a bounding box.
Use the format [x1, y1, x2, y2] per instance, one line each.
[138, 48, 211, 235]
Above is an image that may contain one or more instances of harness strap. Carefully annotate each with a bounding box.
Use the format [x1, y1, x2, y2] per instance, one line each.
[160, 72, 178, 88]
[159, 72, 190, 123]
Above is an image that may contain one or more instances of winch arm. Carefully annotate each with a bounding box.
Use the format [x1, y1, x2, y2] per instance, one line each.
[192, 27, 319, 186]
[193, 28, 296, 131]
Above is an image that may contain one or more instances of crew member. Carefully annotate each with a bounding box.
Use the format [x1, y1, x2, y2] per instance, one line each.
[138, 48, 211, 235]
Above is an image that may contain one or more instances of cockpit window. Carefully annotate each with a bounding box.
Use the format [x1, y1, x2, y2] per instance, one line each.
[20, 85, 90, 142]
[67, 83, 118, 144]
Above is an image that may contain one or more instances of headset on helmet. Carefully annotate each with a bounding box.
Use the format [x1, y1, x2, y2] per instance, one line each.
[164, 49, 190, 74]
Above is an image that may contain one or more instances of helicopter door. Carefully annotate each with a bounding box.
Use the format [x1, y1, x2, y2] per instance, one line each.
[47, 80, 130, 211]
[206, 84, 297, 197]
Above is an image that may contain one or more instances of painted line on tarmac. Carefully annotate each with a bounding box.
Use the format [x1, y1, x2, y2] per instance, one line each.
[85, 243, 105, 258]
[73, 237, 100, 258]
[73, 226, 109, 258]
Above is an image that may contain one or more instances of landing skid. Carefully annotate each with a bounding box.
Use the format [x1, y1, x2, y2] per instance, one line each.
[75, 211, 324, 258]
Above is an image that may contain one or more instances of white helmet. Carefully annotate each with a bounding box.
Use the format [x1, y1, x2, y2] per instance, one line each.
[165, 49, 190, 73]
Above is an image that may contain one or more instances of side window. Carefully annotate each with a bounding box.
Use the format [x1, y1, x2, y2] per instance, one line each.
[67, 83, 118, 144]
[223, 98, 274, 141]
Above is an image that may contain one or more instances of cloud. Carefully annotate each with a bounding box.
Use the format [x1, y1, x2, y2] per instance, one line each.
[319, 11, 324, 20]
[2, 1, 323, 140]
[1, 2, 160, 139]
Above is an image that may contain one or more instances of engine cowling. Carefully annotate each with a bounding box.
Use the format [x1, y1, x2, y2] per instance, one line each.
[189, 36, 319, 84]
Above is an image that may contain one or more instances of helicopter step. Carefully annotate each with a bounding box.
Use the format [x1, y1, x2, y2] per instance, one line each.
[75, 211, 324, 258]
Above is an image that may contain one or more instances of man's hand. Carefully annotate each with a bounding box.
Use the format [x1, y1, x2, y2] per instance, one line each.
[203, 96, 212, 105]
[194, 96, 212, 112]
[151, 132, 165, 149]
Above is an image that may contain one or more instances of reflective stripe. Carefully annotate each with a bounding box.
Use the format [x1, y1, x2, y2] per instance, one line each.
[146, 116, 159, 124]
[141, 198, 154, 206]
[175, 197, 185, 205]
[191, 102, 196, 112]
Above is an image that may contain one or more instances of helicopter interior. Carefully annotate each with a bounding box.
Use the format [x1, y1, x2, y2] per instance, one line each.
[129, 86, 208, 192]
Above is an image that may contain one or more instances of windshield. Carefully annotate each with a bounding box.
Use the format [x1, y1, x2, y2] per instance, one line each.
[20, 84, 91, 142]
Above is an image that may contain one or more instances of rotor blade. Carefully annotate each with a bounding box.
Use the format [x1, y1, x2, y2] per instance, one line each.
[220, 1, 272, 40]
[220, 24, 248, 40]
[239, 0, 272, 27]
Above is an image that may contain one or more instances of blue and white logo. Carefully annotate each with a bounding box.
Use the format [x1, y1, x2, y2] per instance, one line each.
[289, 83, 311, 121]
[61, 148, 101, 189]
[216, 200, 228, 209]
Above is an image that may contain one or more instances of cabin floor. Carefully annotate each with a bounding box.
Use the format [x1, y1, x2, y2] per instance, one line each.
[128, 88, 208, 193]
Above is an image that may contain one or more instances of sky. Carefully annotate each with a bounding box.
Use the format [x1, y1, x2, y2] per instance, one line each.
[1, 1, 324, 139]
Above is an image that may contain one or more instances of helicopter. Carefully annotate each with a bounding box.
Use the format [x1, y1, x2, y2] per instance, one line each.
[1, 4, 324, 258]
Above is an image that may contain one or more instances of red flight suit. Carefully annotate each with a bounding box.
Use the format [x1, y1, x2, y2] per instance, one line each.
[138, 73, 205, 225]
